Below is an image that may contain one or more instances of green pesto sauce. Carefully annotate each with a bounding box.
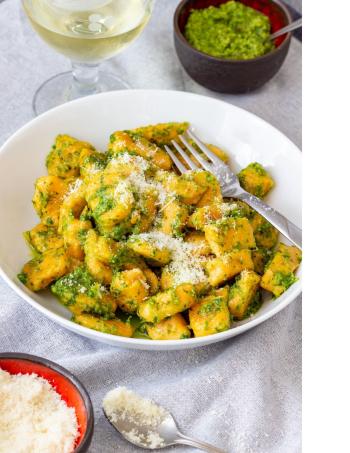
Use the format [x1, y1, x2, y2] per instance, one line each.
[17, 271, 28, 285]
[199, 296, 223, 315]
[51, 266, 101, 306]
[273, 271, 298, 291]
[184, 1, 275, 60]
[247, 162, 268, 176]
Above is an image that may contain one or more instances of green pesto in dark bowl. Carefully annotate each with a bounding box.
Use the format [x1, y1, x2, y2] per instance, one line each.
[174, 0, 292, 93]
[184, 0, 275, 60]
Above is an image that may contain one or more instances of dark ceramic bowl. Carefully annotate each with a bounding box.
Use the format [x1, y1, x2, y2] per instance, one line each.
[0, 353, 94, 453]
[174, 0, 292, 93]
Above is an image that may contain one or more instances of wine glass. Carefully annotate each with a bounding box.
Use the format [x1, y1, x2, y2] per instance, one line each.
[22, 0, 154, 115]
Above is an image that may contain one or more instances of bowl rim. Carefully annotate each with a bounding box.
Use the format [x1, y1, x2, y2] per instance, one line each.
[0, 89, 302, 350]
[174, 0, 293, 64]
[0, 352, 94, 453]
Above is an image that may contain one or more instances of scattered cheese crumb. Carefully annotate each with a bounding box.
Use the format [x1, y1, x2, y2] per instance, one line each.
[103, 386, 166, 449]
[0, 369, 78, 453]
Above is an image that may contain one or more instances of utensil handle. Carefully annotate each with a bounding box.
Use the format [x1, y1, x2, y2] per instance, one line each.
[270, 17, 302, 39]
[238, 190, 302, 249]
[175, 433, 227, 453]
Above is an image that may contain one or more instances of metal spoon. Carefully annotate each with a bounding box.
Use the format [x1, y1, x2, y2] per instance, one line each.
[270, 17, 302, 40]
[104, 405, 227, 453]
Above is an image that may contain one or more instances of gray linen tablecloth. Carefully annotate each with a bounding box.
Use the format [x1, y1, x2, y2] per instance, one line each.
[0, 1, 301, 452]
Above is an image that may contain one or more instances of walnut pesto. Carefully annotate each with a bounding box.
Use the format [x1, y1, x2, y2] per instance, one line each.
[18, 122, 301, 340]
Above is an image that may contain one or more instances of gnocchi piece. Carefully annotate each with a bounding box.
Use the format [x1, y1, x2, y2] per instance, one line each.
[110, 243, 146, 272]
[228, 270, 261, 319]
[204, 217, 256, 255]
[159, 267, 209, 295]
[250, 212, 279, 249]
[138, 283, 197, 323]
[73, 313, 134, 337]
[18, 247, 70, 291]
[63, 218, 92, 261]
[188, 204, 223, 230]
[46, 134, 95, 178]
[131, 122, 189, 146]
[127, 236, 171, 266]
[238, 162, 274, 198]
[192, 170, 223, 207]
[142, 268, 159, 295]
[108, 131, 172, 170]
[189, 287, 230, 337]
[205, 249, 254, 286]
[157, 198, 189, 237]
[146, 314, 191, 340]
[79, 152, 106, 180]
[104, 153, 156, 180]
[51, 266, 117, 318]
[72, 292, 118, 318]
[33, 176, 70, 227]
[84, 169, 118, 203]
[261, 243, 302, 297]
[58, 179, 87, 234]
[25, 223, 63, 254]
[111, 268, 149, 314]
[84, 230, 118, 285]
[131, 189, 158, 234]
[87, 229, 118, 261]
[188, 201, 252, 230]
[185, 231, 212, 256]
[87, 181, 135, 237]
[165, 173, 207, 205]
[252, 248, 270, 275]
[160, 267, 174, 291]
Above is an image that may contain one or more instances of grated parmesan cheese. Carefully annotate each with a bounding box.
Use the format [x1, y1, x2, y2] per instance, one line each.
[103, 386, 167, 449]
[113, 179, 135, 206]
[130, 232, 207, 286]
[0, 369, 78, 453]
[64, 178, 83, 199]
[108, 153, 170, 208]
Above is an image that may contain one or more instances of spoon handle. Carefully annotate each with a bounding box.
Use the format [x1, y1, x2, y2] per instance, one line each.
[270, 17, 302, 39]
[175, 433, 227, 453]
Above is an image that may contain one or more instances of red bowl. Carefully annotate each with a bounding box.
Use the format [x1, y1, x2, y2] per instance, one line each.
[0, 353, 94, 453]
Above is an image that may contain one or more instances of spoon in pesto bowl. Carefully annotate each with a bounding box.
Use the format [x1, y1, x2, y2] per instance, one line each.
[270, 17, 302, 40]
[103, 387, 227, 453]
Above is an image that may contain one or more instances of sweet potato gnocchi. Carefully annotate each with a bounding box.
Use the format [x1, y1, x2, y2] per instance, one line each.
[18, 122, 301, 340]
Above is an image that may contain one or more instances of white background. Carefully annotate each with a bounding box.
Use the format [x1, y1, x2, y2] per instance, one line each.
[303, 0, 350, 451]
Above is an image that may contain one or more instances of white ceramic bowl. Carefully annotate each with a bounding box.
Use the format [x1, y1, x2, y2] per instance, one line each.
[0, 90, 301, 350]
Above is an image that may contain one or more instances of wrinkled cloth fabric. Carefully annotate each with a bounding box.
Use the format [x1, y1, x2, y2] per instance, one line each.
[0, 1, 301, 452]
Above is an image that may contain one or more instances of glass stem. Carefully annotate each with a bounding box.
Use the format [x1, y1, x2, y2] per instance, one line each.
[71, 62, 100, 97]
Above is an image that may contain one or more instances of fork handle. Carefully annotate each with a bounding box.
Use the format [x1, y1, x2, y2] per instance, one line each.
[238, 191, 302, 249]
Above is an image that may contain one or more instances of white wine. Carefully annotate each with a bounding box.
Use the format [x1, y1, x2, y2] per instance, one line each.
[23, 0, 152, 63]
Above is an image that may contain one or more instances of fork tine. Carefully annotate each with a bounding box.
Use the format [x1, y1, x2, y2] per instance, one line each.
[171, 140, 199, 171]
[186, 130, 223, 164]
[178, 135, 213, 171]
[164, 145, 187, 174]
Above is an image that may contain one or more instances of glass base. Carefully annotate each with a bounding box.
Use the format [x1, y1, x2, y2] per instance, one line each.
[33, 71, 130, 116]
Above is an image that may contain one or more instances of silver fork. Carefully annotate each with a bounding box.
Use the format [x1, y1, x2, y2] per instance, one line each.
[164, 131, 302, 249]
